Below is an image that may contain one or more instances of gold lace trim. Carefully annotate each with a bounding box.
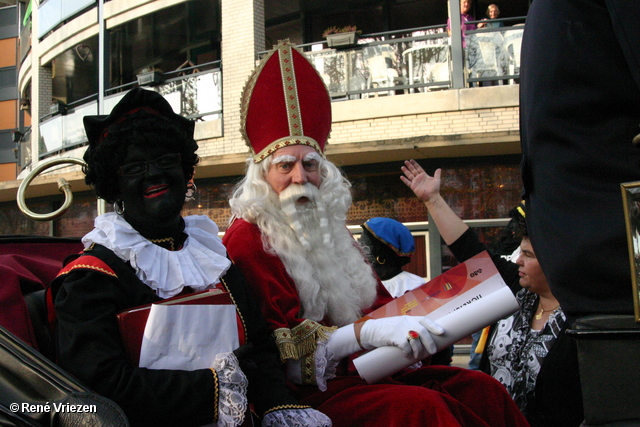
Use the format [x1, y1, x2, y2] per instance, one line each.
[273, 319, 336, 362]
[218, 276, 248, 342]
[56, 264, 118, 278]
[210, 368, 219, 422]
[263, 404, 312, 416]
[149, 236, 175, 251]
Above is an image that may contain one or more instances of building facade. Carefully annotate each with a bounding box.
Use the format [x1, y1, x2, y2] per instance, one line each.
[0, 4, 19, 182]
[1, 0, 528, 279]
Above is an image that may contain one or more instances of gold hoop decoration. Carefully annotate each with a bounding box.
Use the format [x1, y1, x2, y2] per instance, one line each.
[185, 180, 197, 201]
[17, 157, 87, 221]
[113, 200, 125, 215]
[376, 256, 386, 265]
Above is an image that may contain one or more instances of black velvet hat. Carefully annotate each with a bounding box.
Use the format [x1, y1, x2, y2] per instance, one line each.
[83, 88, 195, 149]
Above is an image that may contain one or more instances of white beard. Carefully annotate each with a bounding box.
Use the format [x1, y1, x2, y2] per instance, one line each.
[278, 183, 332, 251]
[262, 183, 379, 326]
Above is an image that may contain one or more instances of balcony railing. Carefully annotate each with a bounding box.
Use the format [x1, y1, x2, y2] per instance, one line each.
[465, 25, 524, 86]
[39, 98, 97, 157]
[34, 64, 222, 164]
[17, 127, 32, 170]
[262, 20, 524, 100]
[37, 0, 96, 39]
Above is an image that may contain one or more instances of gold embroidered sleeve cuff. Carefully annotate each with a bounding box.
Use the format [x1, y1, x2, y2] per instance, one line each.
[273, 319, 336, 361]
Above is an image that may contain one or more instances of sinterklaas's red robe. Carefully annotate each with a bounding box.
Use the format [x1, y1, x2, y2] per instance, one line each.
[224, 218, 529, 427]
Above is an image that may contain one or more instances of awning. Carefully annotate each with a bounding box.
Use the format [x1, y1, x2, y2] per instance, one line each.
[23, 0, 33, 27]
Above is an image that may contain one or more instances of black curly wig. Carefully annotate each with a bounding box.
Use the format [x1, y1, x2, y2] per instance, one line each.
[83, 109, 199, 204]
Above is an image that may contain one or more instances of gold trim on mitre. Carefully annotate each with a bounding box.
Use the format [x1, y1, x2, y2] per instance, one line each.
[278, 44, 303, 140]
[239, 39, 330, 164]
[254, 136, 323, 163]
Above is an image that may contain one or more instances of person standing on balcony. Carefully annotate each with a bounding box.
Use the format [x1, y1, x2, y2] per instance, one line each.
[447, 0, 476, 47]
[477, 4, 504, 29]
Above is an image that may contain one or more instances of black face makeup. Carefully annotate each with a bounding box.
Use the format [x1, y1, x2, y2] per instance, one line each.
[117, 142, 187, 236]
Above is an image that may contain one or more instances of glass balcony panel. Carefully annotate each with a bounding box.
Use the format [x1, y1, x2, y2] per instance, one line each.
[39, 116, 63, 155]
[63, 101, 97, 147]
[465, 26, 524, 86]
[19, 22, 30, 62]
[104, 92, 127, 115]
[38, 0, 62, 38]
[306, 50, 348, 97]
[38, 0, 95, 39]
[195, 72, 222, 120]
[61, 0, 94, 23]
[18, 128, 31, 170]
[403, 34, 450, 88]
[301, 29, 455, 98]
[282, 19, 524, 97]
[156, 69, 223, 121]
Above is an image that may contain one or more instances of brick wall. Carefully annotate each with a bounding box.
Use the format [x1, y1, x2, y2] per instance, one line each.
[203, 0, 266, 161]
[331, 107, 519, 146]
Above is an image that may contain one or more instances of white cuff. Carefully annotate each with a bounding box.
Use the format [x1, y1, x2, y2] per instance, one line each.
[211, 352, 248, 427]
[314, 325, 362, 391]
[262, 408, 332, 427]
[326, 325, 361, 361]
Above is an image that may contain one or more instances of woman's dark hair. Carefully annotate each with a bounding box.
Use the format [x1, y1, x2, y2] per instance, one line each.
[517, 208, 528, 237]
[492, 201, 527, 255]
[83, 110, 199, 203]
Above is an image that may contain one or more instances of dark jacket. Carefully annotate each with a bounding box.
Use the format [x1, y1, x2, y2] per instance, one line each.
[448, 228, 583, 427]
[52, 244, 298, 427]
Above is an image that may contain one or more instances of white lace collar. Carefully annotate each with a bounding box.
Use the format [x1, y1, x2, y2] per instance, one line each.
[83, 213, 231, 298]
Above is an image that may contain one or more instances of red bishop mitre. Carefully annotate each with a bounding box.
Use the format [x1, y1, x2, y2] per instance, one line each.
[240, 40, 331, 163]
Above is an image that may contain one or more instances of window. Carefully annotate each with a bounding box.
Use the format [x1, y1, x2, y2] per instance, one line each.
[108, 0, 220, 89]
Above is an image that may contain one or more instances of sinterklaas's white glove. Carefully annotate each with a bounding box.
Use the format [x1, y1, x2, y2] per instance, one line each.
[359, 316, 445, 360]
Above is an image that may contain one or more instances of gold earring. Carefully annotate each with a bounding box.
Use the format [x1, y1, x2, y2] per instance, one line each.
[376, 256, 386, 265]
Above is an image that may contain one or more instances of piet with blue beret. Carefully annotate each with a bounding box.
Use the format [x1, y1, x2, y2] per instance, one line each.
[362, 217, 415, 257]
[360, 217, 415, 281]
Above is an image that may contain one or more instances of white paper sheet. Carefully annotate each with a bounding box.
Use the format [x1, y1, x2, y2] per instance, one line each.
[139, 304, 239, 370]
[353, 285, 519, 384]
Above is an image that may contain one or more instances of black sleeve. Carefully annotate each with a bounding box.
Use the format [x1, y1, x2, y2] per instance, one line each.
[221, 263, 302, 416]
[55, 269, 218, 427]
[448, 228, 520, 294]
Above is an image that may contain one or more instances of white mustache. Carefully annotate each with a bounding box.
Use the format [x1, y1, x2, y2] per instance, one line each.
[278, 183, 331, 250]
[279, 183, 318, 206]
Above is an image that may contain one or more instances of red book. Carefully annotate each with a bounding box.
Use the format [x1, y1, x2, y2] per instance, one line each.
[116, 289, 238, 366]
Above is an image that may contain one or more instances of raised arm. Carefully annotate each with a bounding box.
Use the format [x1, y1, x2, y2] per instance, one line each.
[400, 159, 468, 245]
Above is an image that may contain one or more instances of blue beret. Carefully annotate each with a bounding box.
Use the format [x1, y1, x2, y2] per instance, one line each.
[362, 217, 415, 257]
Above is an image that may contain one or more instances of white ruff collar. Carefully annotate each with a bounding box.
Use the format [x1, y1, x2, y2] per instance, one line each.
[83, 213, 231, 298]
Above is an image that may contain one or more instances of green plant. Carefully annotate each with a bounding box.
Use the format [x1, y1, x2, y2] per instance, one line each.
[322, 25, 362, 38]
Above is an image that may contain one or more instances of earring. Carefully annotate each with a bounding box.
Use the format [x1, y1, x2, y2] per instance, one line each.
[185, 181, 197, 201]
[114, 200, 125, 215]
[376, 256, 386, 265]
